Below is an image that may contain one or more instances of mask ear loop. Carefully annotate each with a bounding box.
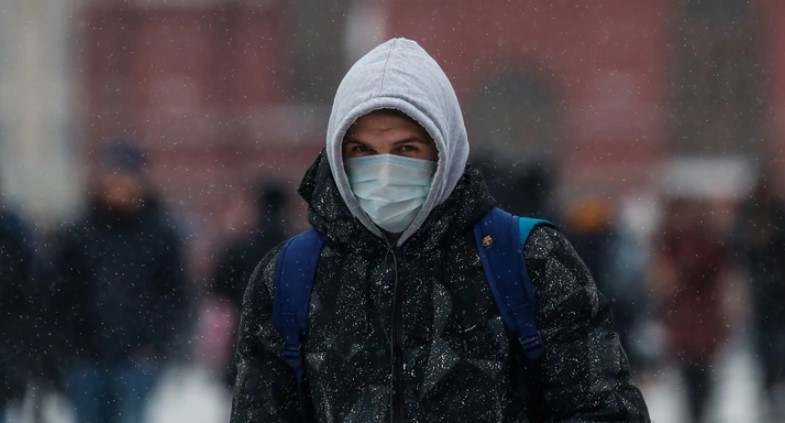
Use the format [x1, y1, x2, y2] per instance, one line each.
[343, 158, 373, 233]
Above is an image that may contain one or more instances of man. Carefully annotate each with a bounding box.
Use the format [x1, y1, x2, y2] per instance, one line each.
[231, 38, 649, 422]
[52, 139, 187, 423]
[650, 197, 728, 423]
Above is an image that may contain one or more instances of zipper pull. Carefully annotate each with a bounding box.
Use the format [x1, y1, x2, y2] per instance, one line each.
[461, 323, 477, 353]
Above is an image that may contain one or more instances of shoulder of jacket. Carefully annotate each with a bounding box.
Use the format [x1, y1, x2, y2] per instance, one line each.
[523, 224, 565, 261]
[246, 242, 288, 299]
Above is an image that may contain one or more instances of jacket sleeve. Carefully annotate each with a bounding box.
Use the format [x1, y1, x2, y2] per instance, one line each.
[230, 246, 305, 423]
[525, 226, 650, 422]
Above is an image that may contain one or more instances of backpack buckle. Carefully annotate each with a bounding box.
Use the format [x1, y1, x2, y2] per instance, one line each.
[519, 333, 544, 360]
[283, 343, 303, 367]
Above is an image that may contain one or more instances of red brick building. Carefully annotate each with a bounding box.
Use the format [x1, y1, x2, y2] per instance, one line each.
[79, 0, 785, 268]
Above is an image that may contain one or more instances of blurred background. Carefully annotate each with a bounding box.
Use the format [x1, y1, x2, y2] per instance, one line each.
[1, 0, 784, 422]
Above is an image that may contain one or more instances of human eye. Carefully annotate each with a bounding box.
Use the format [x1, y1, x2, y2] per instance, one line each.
[398, 144, 419, 153]
[344, 142, 375, 158]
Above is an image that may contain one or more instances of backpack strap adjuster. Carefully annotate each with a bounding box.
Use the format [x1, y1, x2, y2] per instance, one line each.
[282, 342, 304, 379]
[519, 333, 544, 357]
[283, 343, 303, 361]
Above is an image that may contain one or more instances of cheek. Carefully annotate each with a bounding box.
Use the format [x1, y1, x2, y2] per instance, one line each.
[425, 145, 439, 161]
[341, 144, 352, 158]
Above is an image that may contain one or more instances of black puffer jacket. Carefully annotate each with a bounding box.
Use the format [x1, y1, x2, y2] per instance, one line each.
[230, 153, 650, 422]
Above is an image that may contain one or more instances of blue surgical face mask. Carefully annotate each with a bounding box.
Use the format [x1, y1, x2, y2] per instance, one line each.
[345, 154, 437, 233]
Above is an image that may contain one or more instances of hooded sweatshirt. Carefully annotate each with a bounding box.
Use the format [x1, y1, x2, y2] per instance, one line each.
[325, 38, 469, 245]
[230, 38, 650, 423]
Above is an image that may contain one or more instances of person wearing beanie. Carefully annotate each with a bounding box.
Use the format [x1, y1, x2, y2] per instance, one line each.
[51, 138, 187, 423]
[231, 38, 649, 422]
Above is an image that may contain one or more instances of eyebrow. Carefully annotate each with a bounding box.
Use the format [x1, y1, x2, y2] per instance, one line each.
[343, 137, 427, 145]
[393, 137, 428, 145]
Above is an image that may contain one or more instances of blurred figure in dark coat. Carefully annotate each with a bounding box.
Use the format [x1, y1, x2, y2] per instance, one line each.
[207, 180, 293, 387]
[211, 181, 292, 309]
[732, 170, 785, 420]
[475, 155, 557, 220]
[0, 206, 36, 423]
[52, 139, 187, 423]
[565, 197, 648, 372]
[650, 197, 730, 423]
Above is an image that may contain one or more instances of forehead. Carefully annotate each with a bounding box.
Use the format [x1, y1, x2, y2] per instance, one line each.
[346, 110, 430, 138]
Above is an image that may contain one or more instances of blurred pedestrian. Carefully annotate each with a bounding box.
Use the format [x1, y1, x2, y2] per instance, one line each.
[650, 197, 730, 423]
[231, 38, 649, 422]
[212, 180, 293, 312]
[732, 170, 785, 420]
[51, 139, 187, 423]
[475, 156, 557, 219]
[206, 179, 293, 386]
[566, 196, 648, 372]
[0, 206, 36, 423]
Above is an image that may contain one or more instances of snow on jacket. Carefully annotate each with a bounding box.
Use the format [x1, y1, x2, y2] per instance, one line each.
[230, 38, 649, 422]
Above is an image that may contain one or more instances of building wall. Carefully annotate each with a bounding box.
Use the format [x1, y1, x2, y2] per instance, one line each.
[76, 0, 785, 262]
[762, 0, 785, 170]
[80, 1, 324, 267]
[385, 0, 670, 197]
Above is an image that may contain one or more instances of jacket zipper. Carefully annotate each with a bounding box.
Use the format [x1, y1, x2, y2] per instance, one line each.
[388, 247, 404, 423]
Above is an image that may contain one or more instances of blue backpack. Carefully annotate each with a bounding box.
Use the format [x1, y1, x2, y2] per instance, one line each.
[273, 207, 551, 386]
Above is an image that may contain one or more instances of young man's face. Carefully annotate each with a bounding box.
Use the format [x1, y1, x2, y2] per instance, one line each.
[342, 111, 439, 161]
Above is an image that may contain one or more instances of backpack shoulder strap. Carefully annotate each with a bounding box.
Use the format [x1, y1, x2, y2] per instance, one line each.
[474, 207, 552, 360]
[273, 228, 324, 384]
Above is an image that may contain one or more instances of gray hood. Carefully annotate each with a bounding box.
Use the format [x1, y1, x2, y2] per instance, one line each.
[326, 38, 469, 245]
